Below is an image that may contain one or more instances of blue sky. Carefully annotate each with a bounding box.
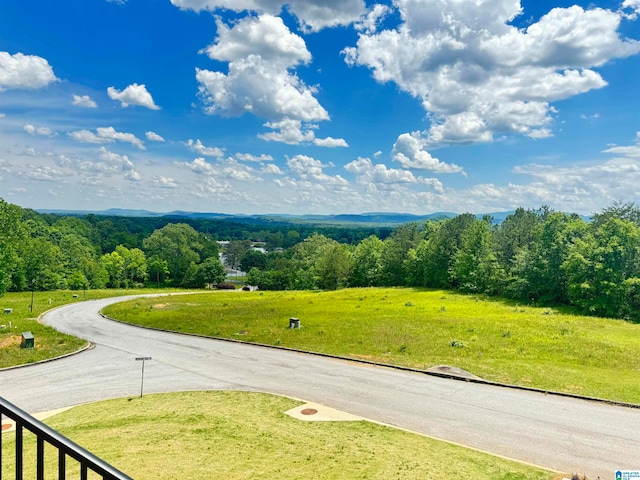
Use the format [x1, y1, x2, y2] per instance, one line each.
[1, 0, 640, 215]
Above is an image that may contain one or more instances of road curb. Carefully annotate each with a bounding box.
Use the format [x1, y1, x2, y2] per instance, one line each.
[0, 342, 94, 372]
[98, 311, 640, 411]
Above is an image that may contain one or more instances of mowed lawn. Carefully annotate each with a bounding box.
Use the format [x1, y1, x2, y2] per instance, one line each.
[0, 391, 555, 480]
[103, 288, 640, 404]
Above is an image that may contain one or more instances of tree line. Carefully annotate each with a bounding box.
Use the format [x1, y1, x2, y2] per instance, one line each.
[0, 199, 388, 293]
[0, 200, 227, 292]
[2, 198, 640, 321]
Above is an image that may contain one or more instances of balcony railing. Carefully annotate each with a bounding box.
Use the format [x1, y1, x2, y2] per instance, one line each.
[0, 396, 133, 480]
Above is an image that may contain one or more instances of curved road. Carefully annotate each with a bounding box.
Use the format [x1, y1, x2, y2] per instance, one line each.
[1, 296, 639, 478]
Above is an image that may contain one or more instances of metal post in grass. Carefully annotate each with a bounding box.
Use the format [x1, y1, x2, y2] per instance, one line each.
[135, 357, 152, 398]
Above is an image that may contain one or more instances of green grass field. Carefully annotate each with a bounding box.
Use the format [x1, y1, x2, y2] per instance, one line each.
[103, 287, 640, 404]
[0, 391, 555, 479]
[0, 288, 179, 369]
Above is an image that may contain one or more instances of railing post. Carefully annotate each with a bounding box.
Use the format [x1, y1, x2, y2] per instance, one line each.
[59, 449, 66, 480]
[37, 437, 45, 480]
[15, 423, 23, 480]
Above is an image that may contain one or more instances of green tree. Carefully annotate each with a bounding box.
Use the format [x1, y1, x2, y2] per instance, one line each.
[247, 267, 263, 287]
[148, 258, 170, 286]
[240, 249, 267, 272]
[508, 212, 586, 304]
[15, 236, 65, 291]
[412, 214, 476, 288]
[316, 243, 352, 290]
[143, 223, 202, 285]
[563, 218, 640, 318]
[350, 235, 384, 287]
[58, 233, 105, 288]
[495, 207, 542, 271]
[101, 251, 125, 288]
[67, 270, 90, 290]
[197, 256, 227, 287]
[379, 223, 423, 286]
[0, 199, 25, 294]
[592, 200, 640, 227]
[247, 268, 289, 290]
[116, 245, 148, 287]
[181, 262, 200, 289]
[451, 219, 505, 294]
[290, 234, 340, 289]
[224, 240, 252, 270]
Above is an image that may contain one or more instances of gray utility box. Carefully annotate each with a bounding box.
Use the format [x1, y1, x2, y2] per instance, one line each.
[21, 332, 34, 349]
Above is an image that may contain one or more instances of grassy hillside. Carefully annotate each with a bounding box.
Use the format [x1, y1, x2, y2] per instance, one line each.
[103, 288, 640, 404]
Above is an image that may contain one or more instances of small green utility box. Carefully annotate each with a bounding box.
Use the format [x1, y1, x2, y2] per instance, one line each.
[289, 317, 301, 329]
[21, 331, 34, 349]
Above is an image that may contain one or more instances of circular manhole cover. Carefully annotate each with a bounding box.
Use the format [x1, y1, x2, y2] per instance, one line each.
[301, 408, 318, 416]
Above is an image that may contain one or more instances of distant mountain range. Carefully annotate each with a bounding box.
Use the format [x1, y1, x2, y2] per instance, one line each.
[36, 208, 591, 225]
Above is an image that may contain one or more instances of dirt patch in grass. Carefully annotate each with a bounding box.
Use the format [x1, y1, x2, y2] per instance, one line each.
[152, 303, 170, 309]
[0, 335, 21, 349]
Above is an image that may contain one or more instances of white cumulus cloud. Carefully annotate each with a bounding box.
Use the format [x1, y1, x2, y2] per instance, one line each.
[23, 124, 54, 136]
[98, 147, 135, 170]
[69, 130, 112, 145]
[235, 152, 274, 162]
[146, 131, 165, 142]
[623, 0, 640, 16]
[314, 137, 349, 148]
[96, 127, 145, 149]
[69, 127, 145, 150]
[170, 0, 365, 32]
[262, 163, 283, 174]
[186, 139, 224, 157]
[287, 154, 348, 185]
[344, 1, 640, 145]
[257, 119, 317, 145]
[345, 157, 417, 184]
[152, 175, 178, 188]
[196, 56, 327, 123]
[178, 157, 217, 175]
[107, 83, 160, 110]
[345, 156, 445, 194]
[202, 15, 311, 66]
[392, 132, 465, 174]
[72, 95, 98, 108]
[0, 52, 58, 91]
[196, 13, 333, 144]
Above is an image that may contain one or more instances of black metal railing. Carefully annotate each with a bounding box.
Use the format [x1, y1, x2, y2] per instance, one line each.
[0, 396, 133, 480]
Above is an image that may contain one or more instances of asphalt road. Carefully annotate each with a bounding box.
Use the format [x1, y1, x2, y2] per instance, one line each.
[1, 295, 639, 478]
